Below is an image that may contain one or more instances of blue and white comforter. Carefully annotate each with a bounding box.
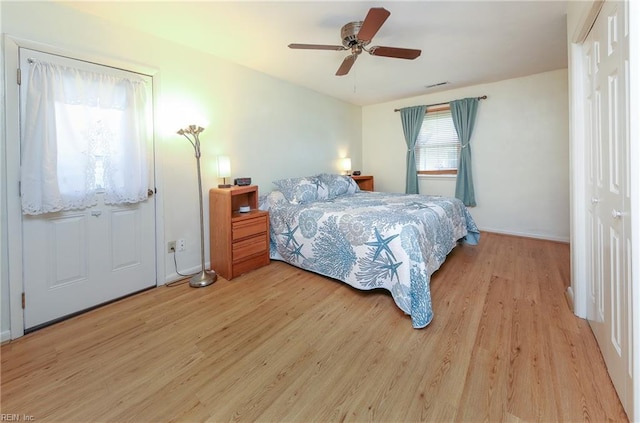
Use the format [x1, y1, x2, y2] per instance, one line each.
[261, 190, 480, 328]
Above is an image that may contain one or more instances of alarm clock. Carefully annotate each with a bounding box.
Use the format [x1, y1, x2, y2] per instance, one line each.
[234, 177, 251, 186]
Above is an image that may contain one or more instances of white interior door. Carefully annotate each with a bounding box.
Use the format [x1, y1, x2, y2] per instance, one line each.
[584, 0, 632, 415]
[19, 48, 157, 330]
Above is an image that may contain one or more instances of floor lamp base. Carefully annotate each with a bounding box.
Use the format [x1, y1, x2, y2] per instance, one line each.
[189, 269, 217, 288]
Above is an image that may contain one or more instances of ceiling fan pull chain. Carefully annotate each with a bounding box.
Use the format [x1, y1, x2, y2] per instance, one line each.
[353, 68, 358, 94]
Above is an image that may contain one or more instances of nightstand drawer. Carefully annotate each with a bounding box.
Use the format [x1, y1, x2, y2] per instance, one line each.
[233, 235, 268, 262]
[232, 215, 268, 240]
[233, 254, 270, 278]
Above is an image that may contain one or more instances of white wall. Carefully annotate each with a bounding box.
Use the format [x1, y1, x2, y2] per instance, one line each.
[363, 69, 570, 242]
[0, 1, 361, 338]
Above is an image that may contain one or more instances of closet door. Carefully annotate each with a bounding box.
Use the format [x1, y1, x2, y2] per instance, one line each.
[584, 1, 631, 415]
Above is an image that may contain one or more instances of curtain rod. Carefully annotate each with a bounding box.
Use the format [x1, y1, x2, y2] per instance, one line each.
[394, 95, 487, 112]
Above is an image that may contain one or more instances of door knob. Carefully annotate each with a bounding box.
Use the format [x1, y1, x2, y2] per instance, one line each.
[612, 209, 623, 219]
[148, 189, 154, 197]
[591, 198, 600, 204]
[91, 210, 102, 217]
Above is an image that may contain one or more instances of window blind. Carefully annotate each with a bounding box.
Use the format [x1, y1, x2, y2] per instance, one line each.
[415, 109, 460, 171]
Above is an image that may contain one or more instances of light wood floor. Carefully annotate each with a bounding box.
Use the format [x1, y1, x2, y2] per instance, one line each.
[1, 232, 628, 422]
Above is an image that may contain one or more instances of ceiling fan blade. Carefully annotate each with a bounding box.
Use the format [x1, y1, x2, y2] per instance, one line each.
[357, 7, 390, 42]
[289, 43, 346, 51]
[369, 46, 422, 60]
[336, 54, 357, 76]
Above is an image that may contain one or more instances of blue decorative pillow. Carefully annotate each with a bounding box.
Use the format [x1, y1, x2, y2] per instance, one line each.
[273, 176, 323, 204]
[317, 174, 360, 199]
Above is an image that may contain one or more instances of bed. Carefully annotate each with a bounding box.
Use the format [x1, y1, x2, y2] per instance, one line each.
[260, 174, 480, 328]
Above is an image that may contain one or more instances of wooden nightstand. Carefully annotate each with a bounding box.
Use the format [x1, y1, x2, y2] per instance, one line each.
[209, 185, 270, 280]
[351, 175, 374, 191]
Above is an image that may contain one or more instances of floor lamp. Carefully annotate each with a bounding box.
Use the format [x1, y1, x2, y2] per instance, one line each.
[177, 125, 217, 288]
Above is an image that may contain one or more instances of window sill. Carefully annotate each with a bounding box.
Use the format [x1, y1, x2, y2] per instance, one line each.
[418, 173, 457, 180]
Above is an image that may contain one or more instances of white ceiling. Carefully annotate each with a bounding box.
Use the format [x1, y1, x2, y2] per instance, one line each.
[62, 0, 569, 106]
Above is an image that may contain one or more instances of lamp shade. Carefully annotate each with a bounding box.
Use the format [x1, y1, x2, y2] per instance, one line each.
[217, 155, 231, 178]
[341, 157, 352, 173]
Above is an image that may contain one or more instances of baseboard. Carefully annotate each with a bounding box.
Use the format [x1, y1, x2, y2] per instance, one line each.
[164, 262, 211, 285]
[479, 226, 570, 243]
[565, 286, 575, 313]
[1, 329, 11, 343]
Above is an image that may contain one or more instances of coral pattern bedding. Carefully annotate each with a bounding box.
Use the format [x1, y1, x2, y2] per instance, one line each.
[261, 174, 480, 328]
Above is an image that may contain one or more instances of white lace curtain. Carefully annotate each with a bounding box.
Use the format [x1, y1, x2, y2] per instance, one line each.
[21, 60, 149, 215]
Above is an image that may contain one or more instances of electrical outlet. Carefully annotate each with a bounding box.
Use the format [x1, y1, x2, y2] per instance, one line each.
[168, 241, 176, 253]
[177, 239, 186, 252]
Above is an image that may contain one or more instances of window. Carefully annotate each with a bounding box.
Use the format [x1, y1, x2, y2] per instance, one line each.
[415, 105, 460, 175]
[20, 50, 152, 215]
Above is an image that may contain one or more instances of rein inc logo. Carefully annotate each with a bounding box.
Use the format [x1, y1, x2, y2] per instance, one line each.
[0, 415, 34, 422]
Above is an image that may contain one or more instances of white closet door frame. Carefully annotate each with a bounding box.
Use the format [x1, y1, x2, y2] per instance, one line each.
[3, 35, 166, 339]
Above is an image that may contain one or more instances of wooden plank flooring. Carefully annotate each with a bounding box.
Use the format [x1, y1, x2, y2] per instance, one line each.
[0, 232, 628, 422]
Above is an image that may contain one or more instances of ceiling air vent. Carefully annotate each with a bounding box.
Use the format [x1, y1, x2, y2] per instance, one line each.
[425, 81, 450, 89]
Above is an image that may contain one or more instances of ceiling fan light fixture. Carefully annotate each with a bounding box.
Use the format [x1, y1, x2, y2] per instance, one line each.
[341, 21, 368, 48]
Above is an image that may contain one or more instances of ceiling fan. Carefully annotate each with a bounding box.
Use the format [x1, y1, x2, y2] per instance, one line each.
[288, 7, 422, 76]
